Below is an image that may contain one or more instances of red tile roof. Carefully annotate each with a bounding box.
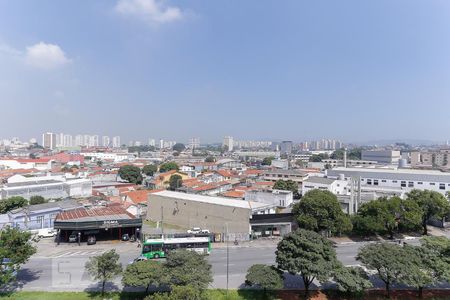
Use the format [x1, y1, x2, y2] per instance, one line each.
[222, 190, 245, 198]
[124, 190, 152, 204]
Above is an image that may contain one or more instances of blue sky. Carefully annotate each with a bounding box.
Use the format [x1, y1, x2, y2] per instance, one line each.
[1, 0, 450, 143]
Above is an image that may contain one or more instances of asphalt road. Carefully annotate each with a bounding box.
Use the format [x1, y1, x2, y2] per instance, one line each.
[16, 239, 422, 291]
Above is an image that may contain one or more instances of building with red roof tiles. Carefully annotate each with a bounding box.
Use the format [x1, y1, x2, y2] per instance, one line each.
[222, 190, 245, 199]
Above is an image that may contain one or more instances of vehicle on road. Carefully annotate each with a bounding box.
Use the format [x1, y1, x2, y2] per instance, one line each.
[87, 235, 96, 245]
[129, 255, 148, 265]
[68, 234, 77, 243]
[187, 227, 202, 234]
[142, 236, 211, 259]
[37, 228, 57, 238]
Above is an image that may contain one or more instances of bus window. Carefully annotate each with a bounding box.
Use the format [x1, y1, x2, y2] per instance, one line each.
[151, 244, 162, 252]
[143, 245, 151, 254]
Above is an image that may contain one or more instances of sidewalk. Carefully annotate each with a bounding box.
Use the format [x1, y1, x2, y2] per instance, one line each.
[212, 238, 279, 249]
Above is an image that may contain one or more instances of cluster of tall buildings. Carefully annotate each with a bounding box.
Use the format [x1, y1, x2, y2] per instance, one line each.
[42, 132, 121, 149]
[298, 139, 343, 151]
[234, 140, 272, 149]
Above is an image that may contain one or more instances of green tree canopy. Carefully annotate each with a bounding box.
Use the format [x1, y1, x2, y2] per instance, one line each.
[159, 162, 179, 173]
[276, 229, 339, 296]
[142, 164, 158, 176]
[273, 180, 300, 199]
[309, 154, 328, 162]
[292, 189, 352, 236]
[357, 242, 408, 297]
[245, 264, 284, 292]
[85, 249, 122, 295]
[122, 260, 167, 293]
[0, 196, 28, 214]
[164, 250, 212, 290]
[406, 189, 450, 235]
[204, 156, 215, 163]
[169, 174, 183, 191]
[333, 266, 372, 294]
[147, 285, 207, 300]
[261, 156, 275, 166]
[172, 143, 186, 153]
[352, 196, 422, 238]
[118, 165, 143, 184]
[0, 227, 36, 287]
[29, 195, 46, 205]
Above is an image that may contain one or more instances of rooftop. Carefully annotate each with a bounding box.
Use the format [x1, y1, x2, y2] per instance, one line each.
[55, 205, 136, 222]
[151, 190, 271, 210]
[303, 177, 337, 185]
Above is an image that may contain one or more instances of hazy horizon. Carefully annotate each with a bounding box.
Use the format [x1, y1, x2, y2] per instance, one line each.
[1, 1, 450, 143]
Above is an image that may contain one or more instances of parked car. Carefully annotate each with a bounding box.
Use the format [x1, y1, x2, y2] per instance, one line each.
[200, 229, 210, 234]
[68, 234, 77, 243]
[129, 255, 148, 265]
[87, 236, 96, 245]
[37, 229, 57, 238]
[187, 227, 202, 234]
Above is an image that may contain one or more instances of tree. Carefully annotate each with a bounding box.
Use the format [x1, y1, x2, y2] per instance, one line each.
[159, 162, 179, 173]
[169, 174, 183, 191]
[398, 244, 447, 298]
[245, 264, 283, 293]
[142, 164, 158, 176]
[29, 195, 46, 205]
[292, 190, 352, 236]
[204, 156, 215, 163]
[352, 196, 422, 239]
[357, 242, 408, 298]
[333, 266, 372, 294]
[0, 196, 28, 214]
[0, 227, 36, 287]
[85, 249, 122, 295]
[122, 260, 167, 293]
[164, 250, 212, 290]
[261, 156, 275, 166]
[118, 165, 143, 184]
[147, 285, 207, 300]
[309, 154, 324, 162]
[406, 189, 450, 235]
[172, 143, 185, 153]
[273, 180, 300, 199]
[276, 229, 339, 296]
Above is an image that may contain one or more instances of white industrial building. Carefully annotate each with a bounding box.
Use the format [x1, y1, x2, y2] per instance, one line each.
[245, 189, 293, 208]
[302, 177, 349, 195]
[327, 167, 450, 195]
[361, 150, 401, 164]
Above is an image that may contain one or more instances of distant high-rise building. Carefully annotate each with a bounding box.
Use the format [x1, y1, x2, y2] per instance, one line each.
[112, 136, 121, 148]
[148, 138, 156, 147]
[74, 135, 83, 146]
[189, 137, 200, 149]
[29, 138, 37, 144]
[63, 134, 73, 147]
[102, 136, 110, 147]
[42, 132, 57, 150]
[135, 141, 142, 146]
[223, 136, 234, 152]
[280, 141, 293, 155]
[159, 139, 164, 149]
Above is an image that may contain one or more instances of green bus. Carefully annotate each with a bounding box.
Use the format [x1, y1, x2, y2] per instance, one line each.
[142, 236, 211, 259]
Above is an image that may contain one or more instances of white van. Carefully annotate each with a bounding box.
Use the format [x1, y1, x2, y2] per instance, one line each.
[37, 228, 57, 238]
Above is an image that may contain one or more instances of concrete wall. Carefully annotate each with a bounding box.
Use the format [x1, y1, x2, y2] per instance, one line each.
[147, 194, 251, 237]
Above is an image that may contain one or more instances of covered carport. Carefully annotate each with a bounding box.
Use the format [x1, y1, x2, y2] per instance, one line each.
[250, 213, 296, 238]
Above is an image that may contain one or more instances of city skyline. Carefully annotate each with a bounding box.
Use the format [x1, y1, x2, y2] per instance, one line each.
[2, 1, 450, 142]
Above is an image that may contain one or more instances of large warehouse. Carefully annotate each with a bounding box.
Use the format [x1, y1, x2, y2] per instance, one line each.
[147, 191, 275, 240]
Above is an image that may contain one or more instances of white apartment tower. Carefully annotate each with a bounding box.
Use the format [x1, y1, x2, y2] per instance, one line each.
[102, 136, 110, 147]
[223, 136, 234, 152]
[42, 132, 56, 150]
[112, 136, 121, 148]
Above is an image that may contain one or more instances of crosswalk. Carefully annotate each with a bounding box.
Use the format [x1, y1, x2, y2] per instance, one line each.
[46, 249, 106, 258]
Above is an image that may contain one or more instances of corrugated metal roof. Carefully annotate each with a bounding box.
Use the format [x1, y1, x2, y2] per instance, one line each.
[56, 206, 136, 222]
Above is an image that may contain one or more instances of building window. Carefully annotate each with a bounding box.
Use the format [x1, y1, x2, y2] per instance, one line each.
[361, 179, 364, 181]
[374, 180, 379, 186]
[367, 179, 372, 185]
[418, 182, 423, 185]
[439, 183, 445, 190]
[392, 180, 397, 183]
[401, 181, 406, 187]
[36, 216, 44, 225]
[381, 180, 386, 183]
[408, 182, 414, 187]
[430, 183, 435, 186]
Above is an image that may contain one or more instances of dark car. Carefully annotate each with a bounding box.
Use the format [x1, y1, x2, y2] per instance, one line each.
[87, 236, 96, 245]
[68, 234, 77, 243]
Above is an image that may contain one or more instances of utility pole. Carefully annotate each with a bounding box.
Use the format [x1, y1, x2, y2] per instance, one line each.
[226, 222, 229, 296]
[161, 205, 164, 238]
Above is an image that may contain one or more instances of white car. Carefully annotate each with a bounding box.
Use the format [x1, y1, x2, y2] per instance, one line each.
[187, 227, 202, 234]
[37, 229, 57, 238]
